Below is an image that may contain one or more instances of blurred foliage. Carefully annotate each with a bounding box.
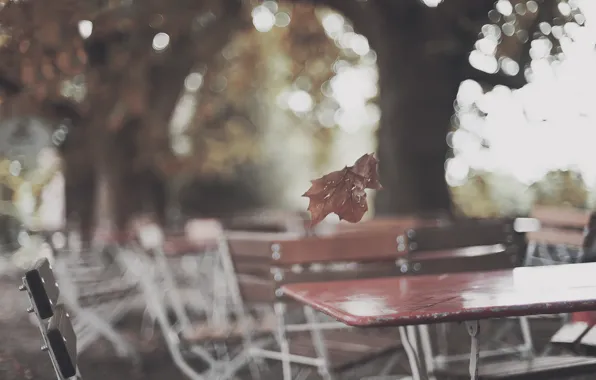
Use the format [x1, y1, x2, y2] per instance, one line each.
[531, 170, 589, 208]
[2, 0, 587, 225]
[451, 169, 590, 218]
[450, 0, 594, 217]
[0, 0, 381, 227]
[187, 30, 262, 177]
[181, 2, 378, 178]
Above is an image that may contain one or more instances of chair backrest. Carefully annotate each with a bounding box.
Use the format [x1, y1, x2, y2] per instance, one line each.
[227, 230, 406, 265]
[526, 205, 590, 248]
[24, 258, 60, 319]
[134, 219, 222, 256]
[227, 218, 523, 303]
[21, 258, 79, 380]
[397, 218, 516, 253]
[227, 217, 440, 301]
[580, 211, 596, 261]
[47, 304, 78, 379]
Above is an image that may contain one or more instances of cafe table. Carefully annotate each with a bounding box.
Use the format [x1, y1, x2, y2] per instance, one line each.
[281, 262, 596, 380]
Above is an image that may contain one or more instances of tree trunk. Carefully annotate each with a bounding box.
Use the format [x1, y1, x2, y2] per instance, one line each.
[373, 3, 482, 216]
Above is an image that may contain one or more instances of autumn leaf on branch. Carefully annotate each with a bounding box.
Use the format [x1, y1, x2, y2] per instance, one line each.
[303, 153, 383, 226]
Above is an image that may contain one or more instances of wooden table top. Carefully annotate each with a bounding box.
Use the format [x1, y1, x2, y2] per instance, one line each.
[282, 262, 596, 327]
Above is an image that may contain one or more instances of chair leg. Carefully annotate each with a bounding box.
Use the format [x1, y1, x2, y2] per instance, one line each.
[523, 240, 536, 267]
[217, 238, 261, 379]
[556, 245, 570, 264]
[153, 247, 193, 332]
[117, 251, 215, 380]
[140, 306, 157, 340]
[537, 243, 551, 265]
[519, 316, 534, 358]
[303, 306, 334, 380]
[466, 321, 480, 380]
[398, 326, 425, 380]
[378, 351, 402, 377]
[274, 302, 293, 380]
[436, 323, 449, 363]
[73, 306, 136, 358]
[418, 325, 435, 376]
[144, 287, 210, 380]
[407, 326, 421, 360]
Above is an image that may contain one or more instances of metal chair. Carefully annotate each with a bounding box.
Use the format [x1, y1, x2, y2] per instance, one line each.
[42, 232, 140, 360]
[20, 257, 82, 380]
[518, 206, 591, 339]
[523, 205, 589, 267]
[412, 216, 596, 380]
[393, 218, 532, 375]
[113, 218, 269, 380]
[226, 219, 434, 380]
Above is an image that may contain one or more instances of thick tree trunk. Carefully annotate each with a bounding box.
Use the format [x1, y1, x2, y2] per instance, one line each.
[373, 3, 484, 216]
[374, 42, 458, 215]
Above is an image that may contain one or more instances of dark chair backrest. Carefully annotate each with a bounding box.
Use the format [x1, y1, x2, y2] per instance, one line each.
[526, 206, 590, 248]
[227, 229, 408, 265]
[227, 218, 523, 303]
[47, 304, 78, 379]
[24, 258, 60, 319]
[398, 218, 516, 253]
[581, 212, 596, 262]
[226, 217, 439, 301]
[21, 258, 80, 380]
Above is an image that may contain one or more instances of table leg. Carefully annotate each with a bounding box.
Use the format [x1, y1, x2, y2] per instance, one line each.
[465, 321, 480, 380]
[398, 326, 427, 380]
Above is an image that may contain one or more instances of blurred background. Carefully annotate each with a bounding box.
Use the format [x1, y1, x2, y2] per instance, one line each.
[0, 0, 596, 379]
[0, 0, 594, 233]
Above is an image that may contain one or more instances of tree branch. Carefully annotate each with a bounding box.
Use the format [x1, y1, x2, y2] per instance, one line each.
[464, 66, 527, 89]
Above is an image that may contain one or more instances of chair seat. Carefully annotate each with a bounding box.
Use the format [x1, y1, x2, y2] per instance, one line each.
[77, 284, 138, 307]
[550, 322, 591, 347]
[579, 325, 596, 356]
[410, 246, 518, 275]
[182, 313, 277, 342]
[436, 356, 596, 379]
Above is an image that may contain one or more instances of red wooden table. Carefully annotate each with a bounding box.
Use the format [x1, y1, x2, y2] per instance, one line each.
[282, 263, 596, 380]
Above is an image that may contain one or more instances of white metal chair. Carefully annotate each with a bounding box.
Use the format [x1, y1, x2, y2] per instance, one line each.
[113, 218, 270, 380]
[47, 232, 141, 360]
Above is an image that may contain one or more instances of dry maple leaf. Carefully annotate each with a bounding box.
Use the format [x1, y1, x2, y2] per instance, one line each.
[303, 153, 383, 226]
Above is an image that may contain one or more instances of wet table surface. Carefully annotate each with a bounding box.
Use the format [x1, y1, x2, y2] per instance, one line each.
[282, 262, 596, 327]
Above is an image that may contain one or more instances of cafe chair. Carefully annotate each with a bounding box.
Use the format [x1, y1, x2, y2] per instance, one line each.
[520, 206, 591, 349]
[418, 211, 596, 379]
[544, 210, 596, 354]
[45, 233, 140, 360]
[113, 218, 269, 380]
[226, 218, 439, 380]
[20, 257, 82, 380]
[522, 205, 589, 267]
[395, 218, 532, 374]
[545, 211, 596, 363]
